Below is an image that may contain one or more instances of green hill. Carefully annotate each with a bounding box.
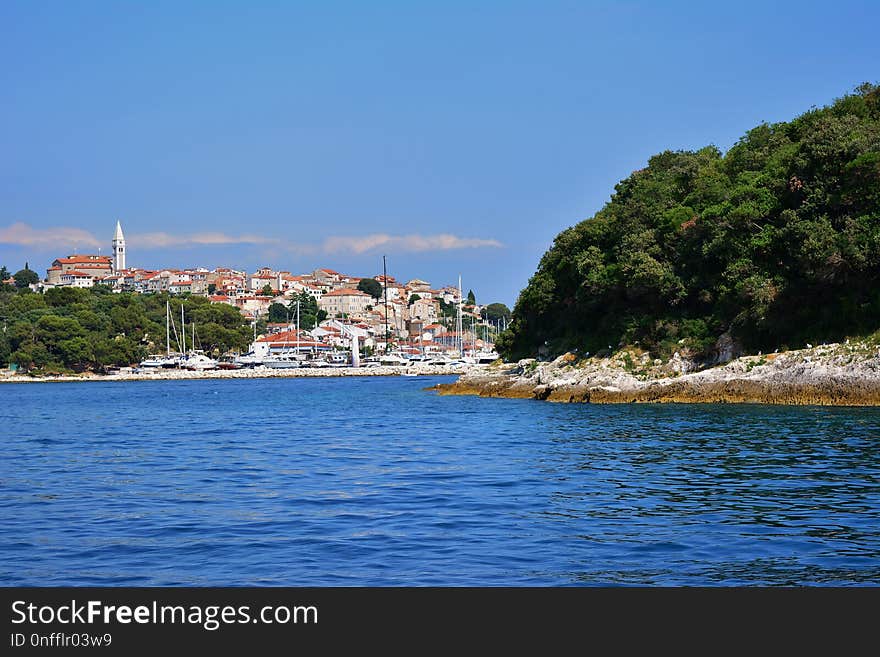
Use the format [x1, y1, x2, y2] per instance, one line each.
[497, 83, 880, 361]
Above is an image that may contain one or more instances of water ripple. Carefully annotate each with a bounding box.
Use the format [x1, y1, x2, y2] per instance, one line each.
[1, 377, 879, 585]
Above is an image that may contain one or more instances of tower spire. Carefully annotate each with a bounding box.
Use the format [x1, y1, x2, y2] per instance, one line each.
[112, 220, 126, 272]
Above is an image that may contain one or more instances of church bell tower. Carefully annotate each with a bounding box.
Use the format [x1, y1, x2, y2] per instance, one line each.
[112, 220, 126, 272]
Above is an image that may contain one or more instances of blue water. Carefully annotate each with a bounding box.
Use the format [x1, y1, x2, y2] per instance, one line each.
[2, 376, 879, 585]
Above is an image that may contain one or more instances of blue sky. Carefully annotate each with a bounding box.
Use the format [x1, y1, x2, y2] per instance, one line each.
[2, 1, 878, 305]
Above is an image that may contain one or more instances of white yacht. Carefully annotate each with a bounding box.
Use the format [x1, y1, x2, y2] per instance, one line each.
[379, 353, 409, 366]
[181, 352, 218, 370]
[475, 350, 500, 364]
[234, 351, 264, 367]
[263, 352, 305, 369]
[139, 354, 175, 368]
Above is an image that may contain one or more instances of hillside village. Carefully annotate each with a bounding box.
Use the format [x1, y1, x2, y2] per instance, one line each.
[9, 221, 510, 362]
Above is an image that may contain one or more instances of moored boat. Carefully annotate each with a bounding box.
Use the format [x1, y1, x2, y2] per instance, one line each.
[139, 354, 174, 368]
[181, 352, 219, 370]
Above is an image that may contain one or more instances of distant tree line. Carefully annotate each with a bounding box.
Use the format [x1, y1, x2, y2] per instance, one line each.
[0, 285, 253, 373]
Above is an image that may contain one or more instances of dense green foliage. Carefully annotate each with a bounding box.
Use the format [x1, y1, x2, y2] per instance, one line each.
[0, 286, 252, 372]
[498, 84, 880, 360]
[438, 298, 456, 319]
[13, 266, 39, 288]
[285, 291, 325, 330]
[481, 303, 512, 322]
[357, 277, 383, 299]
[268, 302, 290, 323]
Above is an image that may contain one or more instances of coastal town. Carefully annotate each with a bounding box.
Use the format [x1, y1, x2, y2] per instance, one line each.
[3, 221, 508, 373]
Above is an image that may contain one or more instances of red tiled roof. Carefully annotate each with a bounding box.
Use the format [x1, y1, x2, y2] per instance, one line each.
[55, 255, 112, 265]
[257, 329, 314, 344]
[57, 262, 111, 269]
[323, 288, 369, 297]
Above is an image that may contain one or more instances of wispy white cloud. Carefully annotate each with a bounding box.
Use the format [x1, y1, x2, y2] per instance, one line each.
[322, 233, 503, 255]
[0, 222, 101, 249]
[130, 231, 277, 248]
[1, 223, 503, 257]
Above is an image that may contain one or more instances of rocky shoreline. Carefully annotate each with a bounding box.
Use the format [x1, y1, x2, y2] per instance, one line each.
[434, 342, 880, 406]
[1, 363, 472, 384]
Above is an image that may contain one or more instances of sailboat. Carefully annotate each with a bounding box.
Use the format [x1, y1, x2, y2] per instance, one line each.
[235, 310, 264, 367]
[454, 274, 478, 365]
[140, 300, 179, 368]
[179, 303, 218, 370]
[264, 300, 305, 368]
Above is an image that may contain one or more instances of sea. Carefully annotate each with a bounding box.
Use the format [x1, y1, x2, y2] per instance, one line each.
[2, 376, 879, 585]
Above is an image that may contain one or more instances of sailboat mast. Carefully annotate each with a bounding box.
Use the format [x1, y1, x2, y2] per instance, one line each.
[181, 304, 186, 355]
[383, 255, 389, 354]
[458, 274, 463, 357]
[166, 300, 171, 356]
[296, 299, 300, 356]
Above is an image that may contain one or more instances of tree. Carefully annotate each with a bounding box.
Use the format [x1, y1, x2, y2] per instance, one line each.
[408, 294, 421, 306]
[10, 343, 51, 370]
[438, 298, 457, 318]
[207, 283, 217, 295]
[0, 268, 14, 291]
[288, 292, 324, 330]
[267, 302, 289, 323]
[36, 315, 85, 345]
[45, 287, 90, 307]
[13, 267, 39, 288]
[90, 336, 138, 369]
[0, 329, 9, 365]
[260, 284, 273, 297]
[57, 337, 93, 370]
[466, 289, 476, 305]
[481, 303, 512, 322]
[357, 277, 383, 299]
